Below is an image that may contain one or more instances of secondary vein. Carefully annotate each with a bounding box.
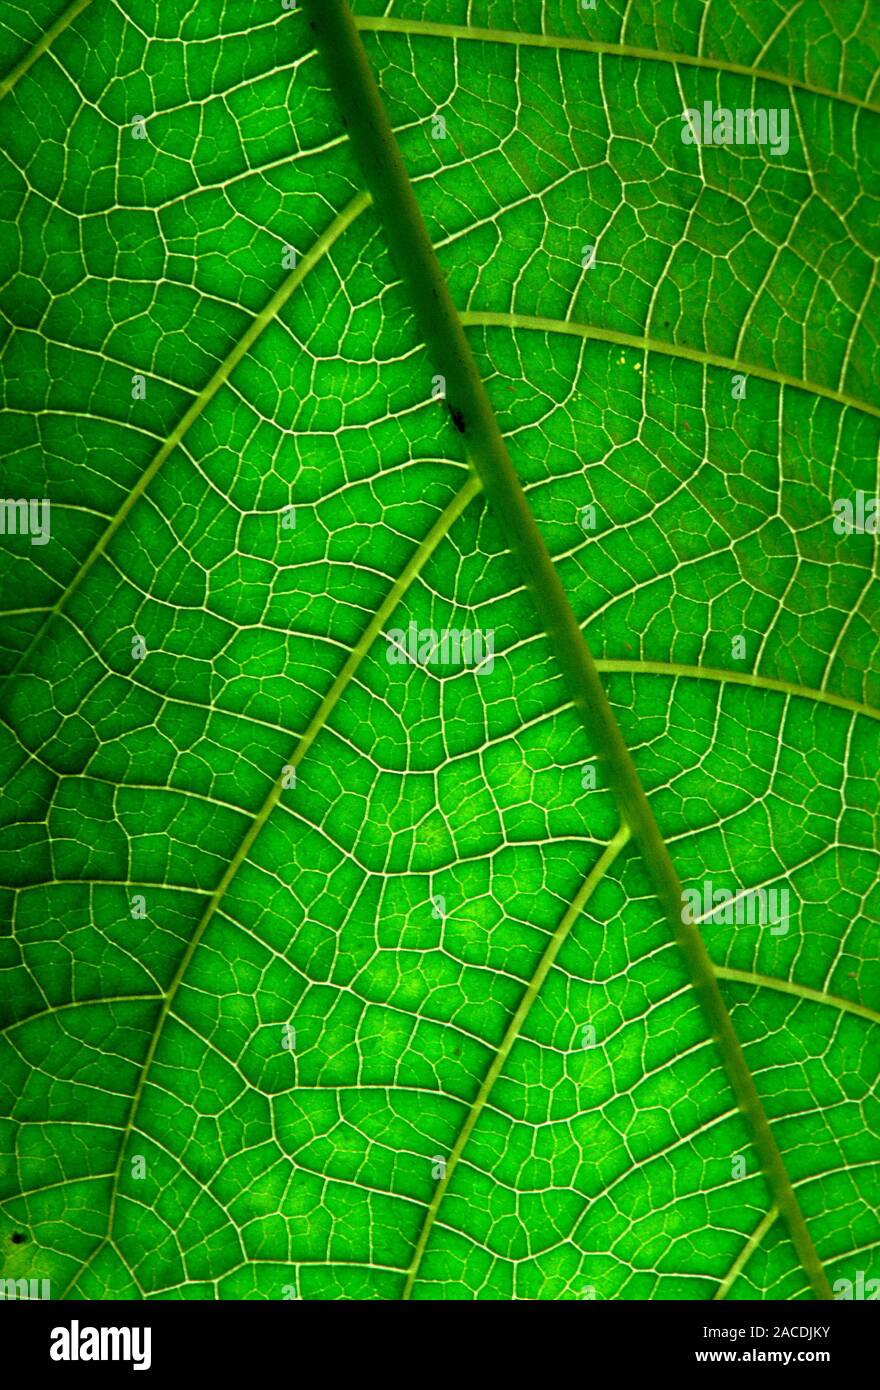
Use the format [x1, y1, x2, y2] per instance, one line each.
[714, 1205, 779, 1301]
[714, 966, 880, 1028]
[80, 473, 482, 1284]
[1, 190, 372, 694]
[0, 0, 95, 102]
[402, 823, 632, 1300]
[459, 311, 880, 422]
[595, 660, 880, 723]
[353, 15, 879, 115]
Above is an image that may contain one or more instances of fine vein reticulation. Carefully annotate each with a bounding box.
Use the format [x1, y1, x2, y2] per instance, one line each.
[1, 0, 877, 1304]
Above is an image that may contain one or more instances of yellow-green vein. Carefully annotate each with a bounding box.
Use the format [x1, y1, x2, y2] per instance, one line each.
[61, 471, 483, 1294]
[0, 0, 95, 102]
[2, 189, 372, 692]
[402, 821, 632, 1299]
[1, 995, 164, 1038]
[459, 311, 880, 421]
[715, 966, 880, 1028]
[714, 1206, 780, 1301]
[595, 660, 880, 724]
[354, 15, 879, 115]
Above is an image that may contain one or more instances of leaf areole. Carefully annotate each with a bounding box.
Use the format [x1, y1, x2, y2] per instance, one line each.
[301, 0, 834, 1301]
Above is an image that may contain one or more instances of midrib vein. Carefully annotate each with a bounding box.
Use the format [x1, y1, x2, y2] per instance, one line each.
[1, 190, 372, 693]
[86, 473, 482, 1272]
[306, 0, 833, 1301]
[402, 824, 632, 1300]
[354, 15, 879, 115]
[460, 312, 880, 421]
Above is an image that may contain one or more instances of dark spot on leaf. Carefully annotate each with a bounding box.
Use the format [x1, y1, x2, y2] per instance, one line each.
[10, 1232, 26, 1244]
[449, 406, 466, 434]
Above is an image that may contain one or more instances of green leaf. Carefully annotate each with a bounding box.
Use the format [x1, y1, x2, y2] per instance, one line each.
[1, 0, 878, 1303]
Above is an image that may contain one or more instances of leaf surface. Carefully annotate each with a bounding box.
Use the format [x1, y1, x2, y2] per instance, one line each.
[0, 0, 878, 1301]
